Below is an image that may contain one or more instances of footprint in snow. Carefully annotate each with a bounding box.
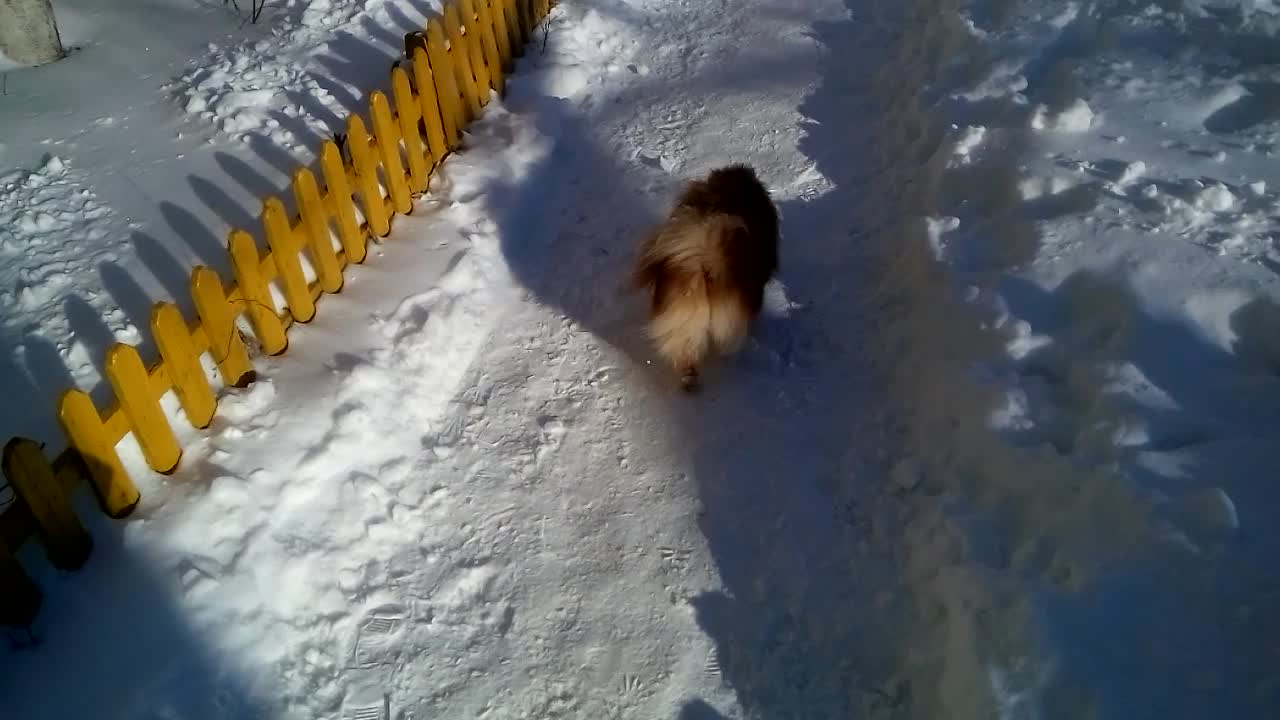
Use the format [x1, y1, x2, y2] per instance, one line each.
[350, 602, 409, 669]
[342, 602, 409, 720]
[341, 679, 389, 720]
[635, 148, 681, 172]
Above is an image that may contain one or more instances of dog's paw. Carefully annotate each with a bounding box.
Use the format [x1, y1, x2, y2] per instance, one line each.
[680, 370, 700, 393]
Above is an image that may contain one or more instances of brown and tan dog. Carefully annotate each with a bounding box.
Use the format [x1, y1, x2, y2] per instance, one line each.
[631, 164, 779, 391]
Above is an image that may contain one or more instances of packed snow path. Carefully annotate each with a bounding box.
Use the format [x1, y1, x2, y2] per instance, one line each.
[6, 0, 1280, 719]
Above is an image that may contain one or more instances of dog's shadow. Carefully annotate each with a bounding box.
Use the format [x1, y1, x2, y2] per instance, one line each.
[480, 93, 683, 378]
[481, 91, 808, 391]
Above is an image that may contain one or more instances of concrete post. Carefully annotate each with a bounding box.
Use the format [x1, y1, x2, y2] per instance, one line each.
[0, 0, 65, 66]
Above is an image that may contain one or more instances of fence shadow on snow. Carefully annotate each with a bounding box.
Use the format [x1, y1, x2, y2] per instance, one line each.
[0, 0, 556, 629]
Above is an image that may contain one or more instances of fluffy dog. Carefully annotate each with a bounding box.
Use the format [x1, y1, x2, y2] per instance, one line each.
[631, 164, 779, 391]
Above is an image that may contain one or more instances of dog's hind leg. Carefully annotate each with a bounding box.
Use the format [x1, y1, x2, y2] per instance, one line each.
[649, 277, 713, 388]
[679, 365, 700, 392]
[651, 308, 710, 391]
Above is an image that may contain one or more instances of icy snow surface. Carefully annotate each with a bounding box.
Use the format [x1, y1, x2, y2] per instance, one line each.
[3, 0, 1280, 719]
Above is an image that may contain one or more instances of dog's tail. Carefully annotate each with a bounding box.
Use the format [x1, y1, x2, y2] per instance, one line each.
[643, 214, 752, 372]
[634, 213, 745, 288]
[665, 213, 744, 282]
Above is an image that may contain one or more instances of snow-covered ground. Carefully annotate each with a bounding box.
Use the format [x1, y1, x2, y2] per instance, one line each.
[0, 0, 440, 450]
[4, 0, 1280, 718]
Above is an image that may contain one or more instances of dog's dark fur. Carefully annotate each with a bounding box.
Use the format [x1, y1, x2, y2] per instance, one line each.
[632, 164, 779, 390]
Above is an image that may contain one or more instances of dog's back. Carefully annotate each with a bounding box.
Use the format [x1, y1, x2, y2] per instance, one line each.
[633, 164, 779, 388]
[669, 164, 778, 306]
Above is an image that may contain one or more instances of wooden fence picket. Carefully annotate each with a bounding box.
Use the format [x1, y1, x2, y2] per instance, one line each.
[485, 0, 513, 71]
[410, 47, 450, 164]
[517, 0, 534, 44]
[228, 229, 288, 355]
[190, 266, 254, 387]
[457, 0, 494, 102]
[443, 8, 484, 119]
[294, 167, 344, 293]
[346, 115, 391, 238]
[503, 0, 525, 53]
[320, 141, 366, 263]
[426, 20, 464, 147]
[2, 438, 92, 571]
[391, 67, 431, 194]
[370, 91, 414, 215]
[467, 0, 504, 95]
[57, 390, 139, 518]
[151, 302, 217, 429]
[263, 197, 316, 322]
[105, 344, 181, 474]
[320, 140, 366, 263]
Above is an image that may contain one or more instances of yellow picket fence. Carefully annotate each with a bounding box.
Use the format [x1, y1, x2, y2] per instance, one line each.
[0, 0, 555, 628]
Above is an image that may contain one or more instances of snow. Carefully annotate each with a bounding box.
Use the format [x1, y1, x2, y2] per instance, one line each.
[3, 0, 1280, 718]
[1031, 98, 1095, 132]
[0, 0, 441, 449]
